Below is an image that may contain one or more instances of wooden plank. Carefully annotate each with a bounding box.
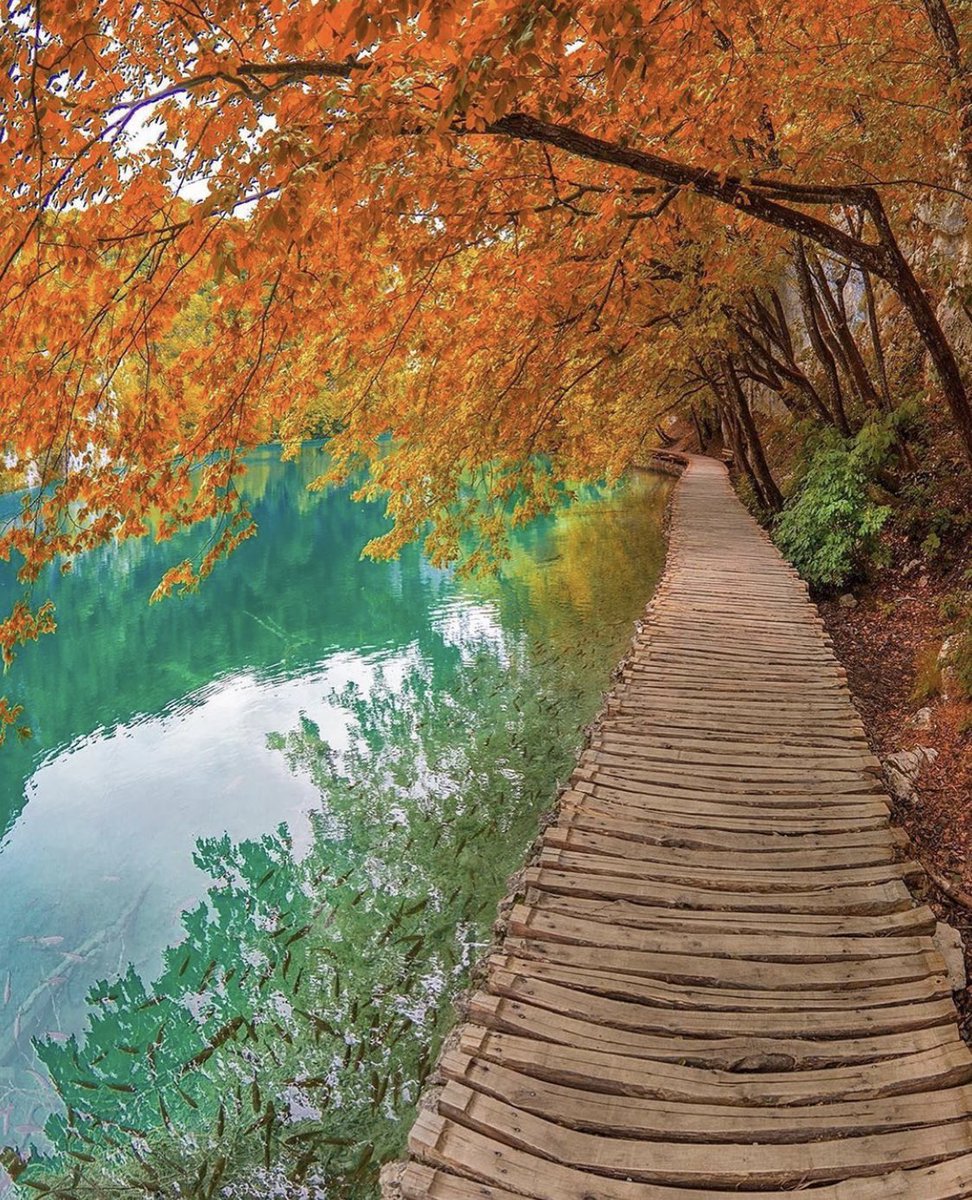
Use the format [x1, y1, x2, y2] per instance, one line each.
[467, 992, 961, 1068]
[534, 847, 924, 893]
[578, 754, 883, 794]
[401, 1163, 522, 1200]
[592, 728, 879, 764]
[409, 1117, 972, 1200]
[633, 637, 840, 662]
[527, 891, 937, 939]
[610, 691, 855, 717]
[507, 905, 936, 963]
[561, 794, 897, 842]
[488, 954, 951, 1011]
[571, 780, 891, 819]
[590, 731, 881, 770]
[484, 968, 955, 1038]
[442, 1052, 972, 1143]
[431, 1088, 972, 1186]
[543, 824, 899, 870]
[523, 865, 917, 915]
[572, 772, 887, 807]
[603, 707, 867, 742]
[502, 935, 942, 991]
[457, 1027, 972, 1105]
[622, 668, 850, 693]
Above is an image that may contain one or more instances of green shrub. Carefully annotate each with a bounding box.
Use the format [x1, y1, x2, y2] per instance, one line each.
[774, 425, 892, 590]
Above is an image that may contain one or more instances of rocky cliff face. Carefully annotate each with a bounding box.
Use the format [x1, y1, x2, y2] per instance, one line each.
[919, 189, 972, 381]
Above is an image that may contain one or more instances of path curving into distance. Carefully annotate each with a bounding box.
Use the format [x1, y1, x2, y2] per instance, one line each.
[398, 455, 972, 1198]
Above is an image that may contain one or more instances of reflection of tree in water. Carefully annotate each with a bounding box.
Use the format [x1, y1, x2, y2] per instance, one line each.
[5, 628, 611, 1199]
[475, 471, 671, 662]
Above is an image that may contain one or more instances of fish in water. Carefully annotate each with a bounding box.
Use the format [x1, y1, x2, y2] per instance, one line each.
[18, 936, 64, 948]
[45, 976, 67, 988]
[3, 974, 10, 1006]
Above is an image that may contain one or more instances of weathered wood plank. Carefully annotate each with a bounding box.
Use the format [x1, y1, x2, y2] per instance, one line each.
[488, 954, 951, 1011]
[523, 865, 917, 915]
[502, 936, 942, 991]
[507, 904, 935, 962]
[543, 824, 900, 870]
[526, 891, 937, 939]
[457, 1027, 972, 1104]
[468, 992, 961, 1068]
[484, 968, 955, 1038]
[561, 795, 899, 844]
[436, 1086, 972, 1187]
[534, 847, 923, 893]
[442, 1052, 972, 1142]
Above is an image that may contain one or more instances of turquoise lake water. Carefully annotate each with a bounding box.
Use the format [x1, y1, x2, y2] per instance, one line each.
[0, 447, 670, 1196]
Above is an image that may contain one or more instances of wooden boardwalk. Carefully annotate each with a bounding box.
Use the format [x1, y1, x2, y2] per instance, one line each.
[399, 455, 972, 1198]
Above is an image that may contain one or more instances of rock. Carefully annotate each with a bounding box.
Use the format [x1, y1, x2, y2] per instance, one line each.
[882, 746, 939, 803]
[917, 195, 968, 239]
[933, 922, 968, 992]
[838, 593, 857, 609]
[939, 632, 969, 701]
[910, 706, 934, 730]
[901, 558, 922, 577]
[379, 1161, 406, 1199]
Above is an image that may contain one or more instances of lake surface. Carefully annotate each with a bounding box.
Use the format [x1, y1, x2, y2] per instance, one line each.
[0, 447, 670, 1196]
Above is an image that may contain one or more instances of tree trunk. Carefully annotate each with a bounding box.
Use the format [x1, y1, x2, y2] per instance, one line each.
[736, 302, 832, 424]
[724, 356, 783, 511]
[794, 241, 851, 436]
[719, 406, 768, 508]
[879, 227, 972, 462]
[690, 405, 706, 452]
[806, 246, 881, 412]
[862, 269, 892, 410]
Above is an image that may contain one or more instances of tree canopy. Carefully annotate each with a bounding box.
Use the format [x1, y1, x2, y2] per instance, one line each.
[1, 0, 971, 729]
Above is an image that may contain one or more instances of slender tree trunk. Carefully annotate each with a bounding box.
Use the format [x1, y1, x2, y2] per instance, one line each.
[770, 290, 795, 359]
[795, 240, 851, 436]
[736, 307, 832, 424]
[690, 405, 706, 452]
[881, 229, 972, 461]
[812, 293, 858, 429]
[806, 246, 881, 412]
[701, 355, 768, 505]
[862, 269, 892, 410]
[719, 406, 768, 508]
[921, 0, 972, 177]
[724, 356, 783, 511]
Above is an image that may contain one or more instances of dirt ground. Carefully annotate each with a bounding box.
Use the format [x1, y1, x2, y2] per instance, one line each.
[820, 550, 972, 1034]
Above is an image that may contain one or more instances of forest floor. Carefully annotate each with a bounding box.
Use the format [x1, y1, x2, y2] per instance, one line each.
[820, 532, 972, 1036]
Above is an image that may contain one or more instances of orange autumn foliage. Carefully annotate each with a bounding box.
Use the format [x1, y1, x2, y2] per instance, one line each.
[0, 0, 970, 697]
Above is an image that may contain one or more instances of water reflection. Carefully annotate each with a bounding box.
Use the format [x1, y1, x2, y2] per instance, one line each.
[0, 449, 670, 1196]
